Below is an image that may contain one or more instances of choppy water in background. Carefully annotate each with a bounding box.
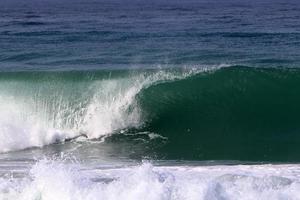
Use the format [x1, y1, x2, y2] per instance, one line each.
[1, 0, 300, 199]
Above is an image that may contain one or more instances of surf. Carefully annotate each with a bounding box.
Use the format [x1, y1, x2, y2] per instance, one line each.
[2, 158, 300, 200]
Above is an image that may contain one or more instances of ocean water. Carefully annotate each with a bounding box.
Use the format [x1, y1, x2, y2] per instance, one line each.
[1, 0, 300, 199]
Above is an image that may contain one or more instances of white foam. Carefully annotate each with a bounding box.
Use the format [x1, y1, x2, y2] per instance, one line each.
[82, 68, 206, 138]
[0, 66, 222, 152]
[0, 97, 74, 152]
[1, 159, 300, 200]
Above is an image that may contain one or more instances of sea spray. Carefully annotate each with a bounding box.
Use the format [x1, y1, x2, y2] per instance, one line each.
[1, 158, 300, 200]
[0, 67, 215, 152]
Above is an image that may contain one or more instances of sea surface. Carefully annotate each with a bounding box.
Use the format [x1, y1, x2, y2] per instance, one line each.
[1, 0, 300, 199]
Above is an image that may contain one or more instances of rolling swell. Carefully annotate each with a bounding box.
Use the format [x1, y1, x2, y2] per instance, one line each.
[137, 66, 300, 161]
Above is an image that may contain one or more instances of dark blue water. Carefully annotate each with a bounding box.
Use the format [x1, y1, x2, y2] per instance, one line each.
[1, 0, 300, 71]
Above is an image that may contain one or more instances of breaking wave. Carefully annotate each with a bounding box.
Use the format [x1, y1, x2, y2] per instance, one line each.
[1, 65, 300, 162]
[0, 66, 214, 152]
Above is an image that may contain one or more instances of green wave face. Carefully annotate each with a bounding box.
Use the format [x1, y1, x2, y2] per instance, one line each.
[138, 67, 300, 161]
[1, 67, 300, 162]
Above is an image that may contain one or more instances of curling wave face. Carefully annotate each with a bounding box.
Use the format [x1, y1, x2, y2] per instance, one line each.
[138, 66, 300, 161]
[0, 67, 211, 153]
[1, 66, 300, 162]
